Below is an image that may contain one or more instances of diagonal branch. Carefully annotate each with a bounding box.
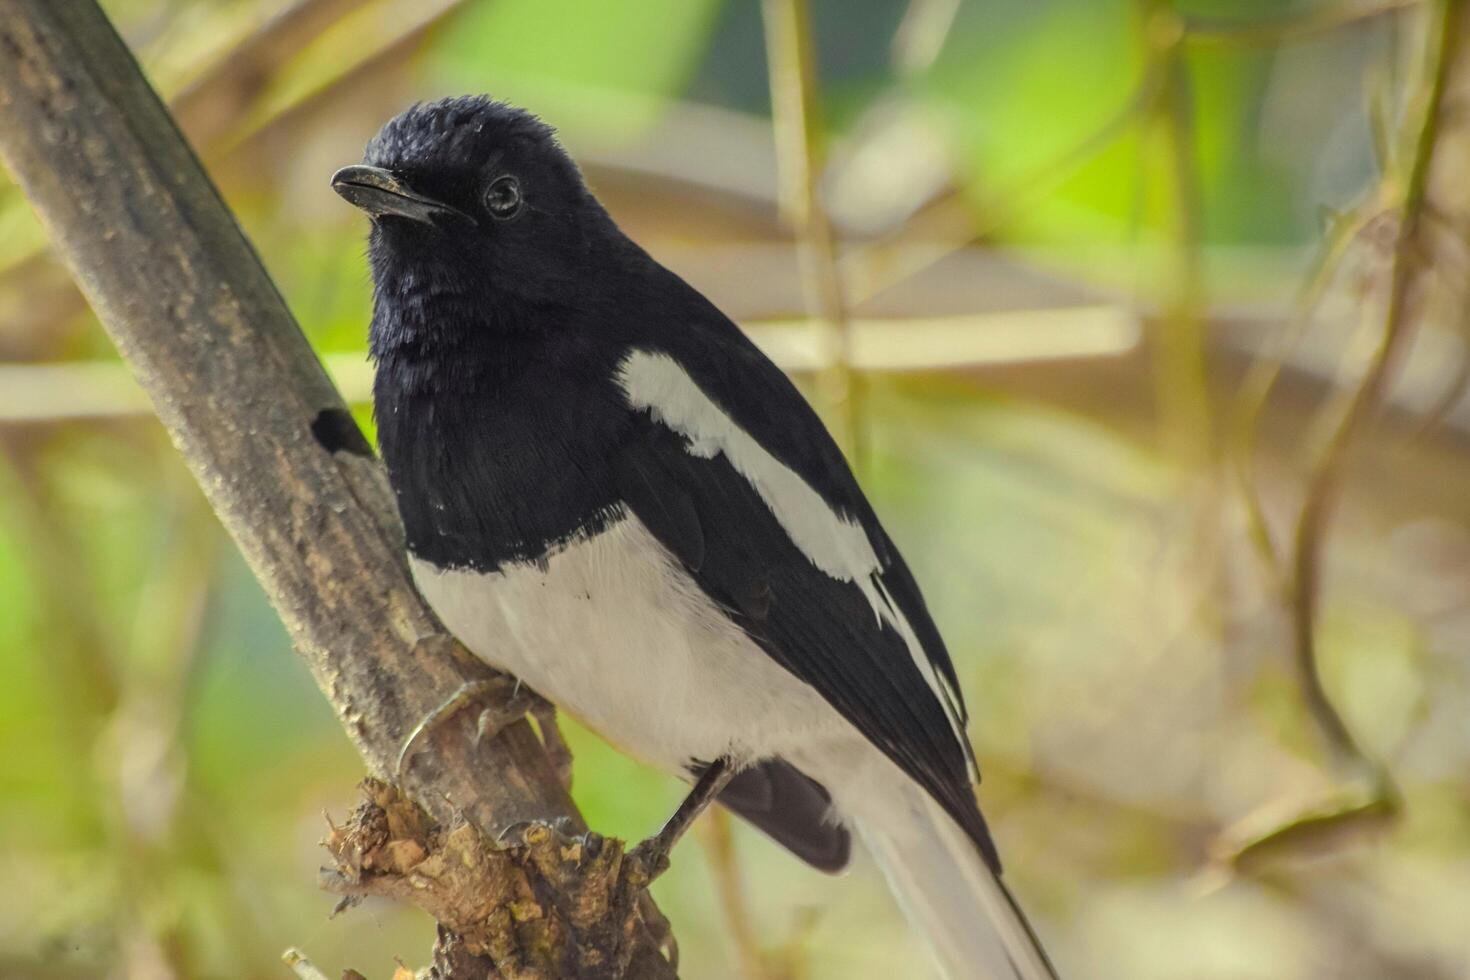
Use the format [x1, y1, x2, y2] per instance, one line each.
[0, 1, 675, 977]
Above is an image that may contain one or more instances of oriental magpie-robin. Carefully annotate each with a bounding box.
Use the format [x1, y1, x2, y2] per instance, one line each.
[333, 96, 1059, 980]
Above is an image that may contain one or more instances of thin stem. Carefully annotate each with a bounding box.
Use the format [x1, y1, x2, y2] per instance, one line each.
[282, 948, 332, 980]
[699, 810, 772, 980]
[761, 0, 865, 468]
[1290, 0, 1461, 771]
[891, 0, 961, 76]
[1141, 0, 1214, 466]
[1229, 192, 1400, 594]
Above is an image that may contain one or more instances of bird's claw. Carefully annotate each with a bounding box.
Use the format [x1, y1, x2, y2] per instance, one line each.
[625, 837, 673, 884]
[500, 820, 619, 878]
[396, 675, 531, 780]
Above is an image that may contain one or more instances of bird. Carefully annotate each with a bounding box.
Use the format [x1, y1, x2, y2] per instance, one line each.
[332, 95, 1060, 980]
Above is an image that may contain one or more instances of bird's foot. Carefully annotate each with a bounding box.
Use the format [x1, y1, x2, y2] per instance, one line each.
[499, 815, 598, 856]
[396, 674, 533, 780]
[624, 836, 674, 884]
[626, 756, 736, 885]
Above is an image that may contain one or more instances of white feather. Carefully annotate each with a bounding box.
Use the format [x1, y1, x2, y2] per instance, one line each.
[411, 512, 853, 773]
[616, 349, 879, 583]
[614, 347, 969, 758]
[855, 777, 1059, 980]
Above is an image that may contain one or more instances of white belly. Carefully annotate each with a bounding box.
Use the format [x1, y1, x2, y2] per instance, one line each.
[410, 511, 850, 774]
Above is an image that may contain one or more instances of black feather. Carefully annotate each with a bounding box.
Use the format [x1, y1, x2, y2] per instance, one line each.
[704, 758, 851, 874]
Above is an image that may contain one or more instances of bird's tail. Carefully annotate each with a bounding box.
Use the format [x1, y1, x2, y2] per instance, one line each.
[856, 784, 1059, 980]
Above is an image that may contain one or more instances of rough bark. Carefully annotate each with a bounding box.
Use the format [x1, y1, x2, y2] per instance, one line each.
[0, 2, 675, 976]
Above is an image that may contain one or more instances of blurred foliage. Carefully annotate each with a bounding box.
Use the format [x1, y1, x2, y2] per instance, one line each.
[3, 1, 1470, 979]
[433, 0, 725, 134]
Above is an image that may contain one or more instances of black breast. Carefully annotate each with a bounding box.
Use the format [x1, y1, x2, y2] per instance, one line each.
[373, 336, 627, 572]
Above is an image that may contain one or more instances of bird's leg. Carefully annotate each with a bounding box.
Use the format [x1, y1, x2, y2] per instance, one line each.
[628, 757, 736, 881]
[396, 675, 533, 780]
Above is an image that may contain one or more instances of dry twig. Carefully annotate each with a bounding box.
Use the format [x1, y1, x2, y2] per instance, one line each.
[1216, 0, 1465, 871]
[1289, 0, 1461, 776]
[761, 0, 864, 464]
[1137, 0, 1214, 465]
[697, 811, 771, 980]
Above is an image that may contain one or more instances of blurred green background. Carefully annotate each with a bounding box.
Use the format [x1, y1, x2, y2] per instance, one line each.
[4, 0, 1470, 977]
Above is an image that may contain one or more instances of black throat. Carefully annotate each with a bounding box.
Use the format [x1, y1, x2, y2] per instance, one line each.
[369, 257, 628, 572]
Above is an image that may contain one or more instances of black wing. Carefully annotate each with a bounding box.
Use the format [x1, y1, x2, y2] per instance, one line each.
[660, 326, 971, 741]
[707, 758, 851, 873]
[612, 357, 999, 871]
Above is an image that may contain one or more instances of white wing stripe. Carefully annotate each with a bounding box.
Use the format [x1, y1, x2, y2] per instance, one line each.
[617, 349, 880, 584]
[616, 348, 972, 767]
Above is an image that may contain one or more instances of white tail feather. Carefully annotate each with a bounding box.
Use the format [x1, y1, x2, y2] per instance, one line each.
[857, 788, 1058, 980]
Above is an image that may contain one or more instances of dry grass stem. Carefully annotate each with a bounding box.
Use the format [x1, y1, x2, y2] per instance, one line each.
[760, 0, 864, 465]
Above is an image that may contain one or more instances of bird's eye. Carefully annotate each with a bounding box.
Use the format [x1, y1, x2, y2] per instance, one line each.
[483, 175, 522, 219]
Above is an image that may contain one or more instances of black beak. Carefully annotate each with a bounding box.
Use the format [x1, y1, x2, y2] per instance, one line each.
[331, 165, 465, 225]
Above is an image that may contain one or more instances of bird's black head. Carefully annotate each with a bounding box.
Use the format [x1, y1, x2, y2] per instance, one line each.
[334, 96, 623, 348]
